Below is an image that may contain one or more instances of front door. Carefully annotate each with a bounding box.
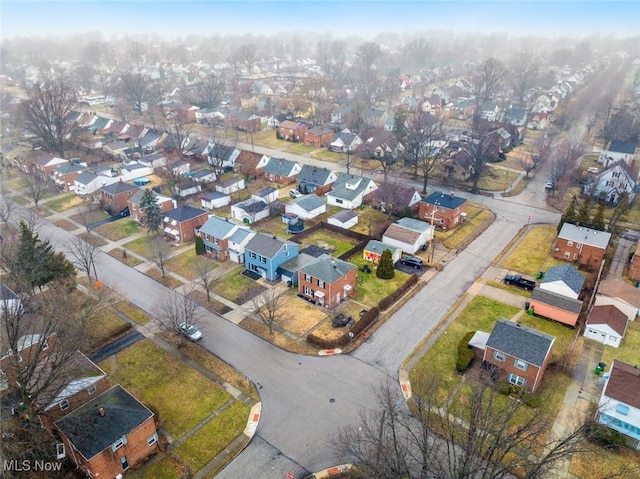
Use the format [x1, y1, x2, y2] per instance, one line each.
[120, 456, 129, 470]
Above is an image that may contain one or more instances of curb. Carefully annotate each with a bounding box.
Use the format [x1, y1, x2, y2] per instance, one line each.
[243, 402, 261, 438]
[318, 348, 342, 356]
[305, 463, 353, 478]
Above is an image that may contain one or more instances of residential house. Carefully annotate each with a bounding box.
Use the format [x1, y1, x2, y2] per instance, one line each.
[231, 199, 270, 224]
[539, 264, 585, 300]
[139, 152, 167, 169]
[103, 140, 131, 160]
[0, 284, 21, 316]
[244, 233, 299, 281]
[164, 160, 190, 177]
[297, 254, 357, 309]
[326, 173, 378, 210]
[297, 165, 337, 195]
[584, 160, 636, 204]
[0, 333, 56, 392]
[215, 177, 245, 195]
[259, 157, 301, 184]
[191, 169, 217, 184]
[553, 223, 611, 269]
[382, 217, 432, 255]
[486, 127, 515, 151]
[162, 205, 209, 242]
[225, 110, 261, 132]
[53, 161, 87, 191]
[285, 194, 327, 220]
[176, 180, 202, 198]
[450, 99, 475, 120]
[235, 150, 267, 177]
[418, 191, 468, 230]
[304, 125, 335, 148]
[370, 183, 421, 214]
[196, 215, 255, 262]
[596, 279, 640, 320]
[207, 144, 241, 170]
[629, 239, 640, 282]
[597, 360, 640, 449]
[201, 191, 231, 210]
[482, 319, 555, 392]
[121, 161, 153, 179]
[277, 253, 316, 286]
[55, 385, 159, 478]
[363, 240, 402, 264]
[449, 149, 475, 180]
[138, 129, 165, 152]
[97, 182, 140, 214]
[527, 112, 549, 130]
[528, 288, 583, 327]
[33, 152, 68, 178]
[584, 304, 628, 347]
[327, 210, 358, 230]
[278, 120, 308, 141]
[598, 140, 637, 167]
[251, 186, 279, 204]
[127, 190, 176, 225]
[480, 102, 500, 122]
[329, 129, 363, 153]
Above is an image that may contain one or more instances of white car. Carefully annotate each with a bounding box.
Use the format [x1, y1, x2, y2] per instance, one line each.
[179, 322, 202, 341]
[289, 189, 303, 198]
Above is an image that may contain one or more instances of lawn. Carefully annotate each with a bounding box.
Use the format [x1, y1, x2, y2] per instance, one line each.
[351, 207, 394, 237]
[285, 143, 316, 155]
[212, 266, 265, 304]
[501, 225, 563, 276]
[439, 203, 493, 250]
[409, 296, 521, 396]
[518, 314, 579, 364]
[69, 208, 109, 225]
[348, 254, 411, 308]
[86, 308, 131, 352]
[113, 301, 151, 325]
[570, 440, 640, 479]
[276, 289, 330, 337]
[99, 340, 232, 437]
[93, 218, 141, 241]
[108, 247, 143, 267]
[122, 236, 153, 258]
[166, 250, 218, 280]
[300, 230, 359, 257]
[10, 195, 30, 205]
[602, 319, 640, 368]
[53, 218, 81, 232]
[43, 193, 84, 213]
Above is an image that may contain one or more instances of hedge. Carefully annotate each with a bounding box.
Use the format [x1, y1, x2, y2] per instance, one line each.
[378, 274, 419, 310]
[585, 420, 627, 450]
[456, 331, 476, 373]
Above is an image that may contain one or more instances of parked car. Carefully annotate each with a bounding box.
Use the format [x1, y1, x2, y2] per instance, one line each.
[503, 274, 536, 291]
[401, 256, 423, 269]
[332, 313, 355, 328]
[289, 189, 303, 199]
[179, 322, 202, 341]
[545, 181, 554, 190]
[119, 206, 130, 217]
[587, 167, 599, 174]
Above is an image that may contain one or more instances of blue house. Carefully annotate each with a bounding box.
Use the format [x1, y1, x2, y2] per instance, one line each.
[244, 233, 299, 281]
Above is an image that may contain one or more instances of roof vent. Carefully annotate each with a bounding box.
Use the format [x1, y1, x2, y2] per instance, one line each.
[98, 406, 106, 417]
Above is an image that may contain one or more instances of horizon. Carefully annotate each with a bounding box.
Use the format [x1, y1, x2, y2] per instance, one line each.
[2, 1, 639, 41]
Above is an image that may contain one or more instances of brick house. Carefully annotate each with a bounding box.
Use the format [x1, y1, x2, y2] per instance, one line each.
[258, 157, 301, 185]
[196, 215, 255, 262]
[629, 239, 640, 282]
[482, 319, 555, 392]
[296, 165, 337, 195]
[304, 125, 335, 147]
[0, 333, 57, 391]
[55, 385, 158, 478]
[128, 190, 176, 225]
[32, 152, 68, 177]
[53, 162, 87, 191]
[97, 182, 140, 215]
[225, 110, 261, 132]
[236, 150, 268, 177]
[278, 120, 308, 141]
[553, 223, 611, 269]
[418, 191, 468, 230]
[162, 205, 209, 242]
[298, 254, 357, 309]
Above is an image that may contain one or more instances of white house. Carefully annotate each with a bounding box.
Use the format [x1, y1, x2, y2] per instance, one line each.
[329, 128, 363, 153]
[584, 304, 628, 347]
[382, 217, 432, 254]
[597, 360, 640, 449]
[326, 173, 378, 210]
[215, 177, 245, 195]
[231, 199, 269, 224]
[0, 284, 21, 315]
[251, 186, 279, 204]
[201, 191, 231, 210]
[598, 140, 637, 167]
[285, 195, 327, 220]
[584, 160, 636, 204]
[539, 264, 585, 300]
[327, 210, 358, 230]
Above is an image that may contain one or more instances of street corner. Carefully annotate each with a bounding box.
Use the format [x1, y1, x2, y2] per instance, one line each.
[243, 402, 262, 438]
[305, 464, 353, 479]
[399, 369, 412, 400]
[318, 348, 342, 356]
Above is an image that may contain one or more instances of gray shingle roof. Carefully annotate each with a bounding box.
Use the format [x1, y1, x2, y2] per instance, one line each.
[234, 198, 267, 214]
[291, 194, 326, 211]
[530, 288, 583, 313]
[298, 165, 334, 186]
[365, 240, 401, 256]
[264, 157, 298, 176]
[542, 264, 585, 295]
[164, 205, 207, 222]
[329, 173, 374, 201]
[0, 284, 19, 301]
[299, 254, 356, 283]
[330, 209, 358, 223]
[607, 140, 637, 155]
[486, 319, 555, 367]
[197, 216, 238, 238]
[278, 252, 316, 273]
[421, 191, 467, 210]
[202, 191, 229, 201]
[55, 385, 153, 460]
[246, 233, 292, 258]
[100, 182, 139, 195]
[392, 217, 431, 233]
[558, 223, 611, 249]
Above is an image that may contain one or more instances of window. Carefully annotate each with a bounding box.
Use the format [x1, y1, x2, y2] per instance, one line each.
[576, 243, 582, 248]
[249, 252, 256, 259]
[87, 385, 96, 395]
[147, 433, 158, 446]
[514, 359, 528, 371]
[60, 399, 69, 411]
[567, 240, 573, 246]
[305, 274, 312, 282]
[564, 252, 570, 259]
[508, 373, 525, 386]
[336, 198, 343, 204]
[120, 456, 129, 471]
[318, 279, 325, 288]
[55, 443, 66, 459]
[214, 238, 219, 245]
[112, 436, 127, 452]
[616, 404, 630, 416]
[493, 351, 506, 362]
[573, 254, 578, 260]
[303, 286, 314, 296]
[260, 255, 267, 264]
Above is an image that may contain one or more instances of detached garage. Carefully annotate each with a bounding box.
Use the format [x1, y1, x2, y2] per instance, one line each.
[529, 288, 583, 327]
[584, 304, 628, 348]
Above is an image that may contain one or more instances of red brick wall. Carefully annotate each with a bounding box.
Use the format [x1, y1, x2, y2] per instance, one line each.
[177, 214, 208, 242]
[553, 238, 605, 268]
[304, 131, 334, 148]
[418, 202, 466, 230]
[298, 268, 356, 309]
[630, 252, 640, 281]
[483, 347, 544, 392]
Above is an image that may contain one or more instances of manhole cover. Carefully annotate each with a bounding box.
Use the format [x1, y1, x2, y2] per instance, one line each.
[329, 398, 335, 403]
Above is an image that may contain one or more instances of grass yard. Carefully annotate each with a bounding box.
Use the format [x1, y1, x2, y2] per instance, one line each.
[122, 236, 153, 257]
[86, 308, 131, 352]
[251, 129, 286, 148]
[250, 215, 291, 238]
[439, 203, 493, 250]
[53, 218, 81, 232]
[212, 266, 265, 304]
[409, 296, 521, 397]
[300, 230, 359, 257]
[99, 340, 232, 437]
[310, 149, 341, 163]
[10, 195, 30, 205]
[113, 301, 151, 325]
[285, 143, 317, 155]
[93, 218, 141, 241]
[4, 177, 28, 190]
[69, 208, 109, 225]
[166, 250, 218, 280]
[348, 254, 411, 308]
[108, 247, 143, 266]
[189, 289, 233, 315]
[43, 193, 84, 212]
[240, 316, 319, 354]
[146, 268, 184, 289]
[276, 289, 330, 337]
[602, 319, 640, 368]
[77, 232, 108, 247]
[570, 440, 640, 479]
[501, 225, 563, 276]
[518, 314, 579, 364]
[351, 207, 394, 237]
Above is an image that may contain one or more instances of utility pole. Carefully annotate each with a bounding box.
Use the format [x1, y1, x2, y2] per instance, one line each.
[428, 209, 436, 264]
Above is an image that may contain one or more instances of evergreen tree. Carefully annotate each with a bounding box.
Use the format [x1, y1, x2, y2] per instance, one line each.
[139, 189, 163, 235]
[558, 196, 578, 233]
[376, 249, 395, 279]
[592, 202, 606, 231]
[393, 108, 407, 143]
[608, 192, 632, 234]
[576, 196, 591, 226]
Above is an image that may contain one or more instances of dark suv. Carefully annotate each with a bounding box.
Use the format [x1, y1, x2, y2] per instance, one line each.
[401, 256, 423, 269]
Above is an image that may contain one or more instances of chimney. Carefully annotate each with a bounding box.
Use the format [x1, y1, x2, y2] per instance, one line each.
[98, 406, 106, 417]
[450, 192, 455, 199]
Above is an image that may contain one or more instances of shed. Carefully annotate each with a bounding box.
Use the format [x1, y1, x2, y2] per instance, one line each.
[327, 210, 359, 230]
[584, 304, 628, 347]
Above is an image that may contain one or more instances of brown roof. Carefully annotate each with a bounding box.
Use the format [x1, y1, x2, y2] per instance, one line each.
[598, 279, 640, 308]
[236, 150, 262, 169]
[383, 224, 420, 244]
[605, 360, 640, 409]
[586, 304, 628, 336]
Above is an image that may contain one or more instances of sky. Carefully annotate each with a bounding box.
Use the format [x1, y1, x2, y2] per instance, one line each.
[1, 1, 639, 40]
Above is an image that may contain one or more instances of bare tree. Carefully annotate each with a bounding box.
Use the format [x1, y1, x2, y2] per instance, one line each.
[0, 189, 15, 226]
[521, 133, 552, 178]
[477, 57, 505, 102]
[118, 72, 154, 114]
[354, 41, 383, 105]
[333, 373, 589, 479]
[464, 133, 500, 194]
[23, 174, 53, 208]
[195, 258, 216, 302]
[163, 119, 195, 155]
[509, 50, 539, 103]
[194, 73, 225, 108]
[18, 80, 79, 157]
[207, 134, 237, 177]
[252, 286, 285, 334]
[66, 236, 100, 281]
[148, 236, 171, 278]
[154, 288, 203, 346]
[232, 43, 260, 76]
[76, 203, 101, 233]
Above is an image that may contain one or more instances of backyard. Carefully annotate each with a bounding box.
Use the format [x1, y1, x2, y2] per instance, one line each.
[212, 265, 266, 304]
